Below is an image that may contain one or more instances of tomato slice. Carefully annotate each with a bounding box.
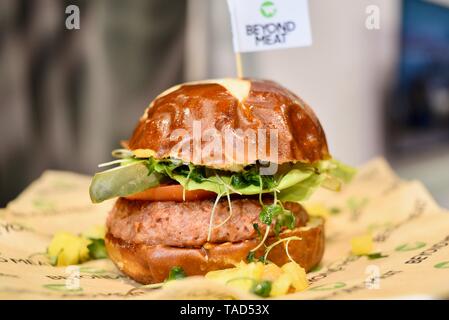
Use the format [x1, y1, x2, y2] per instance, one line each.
[124, 184, 216, 202]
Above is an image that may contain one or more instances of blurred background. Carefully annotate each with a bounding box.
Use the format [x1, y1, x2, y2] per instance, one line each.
[1, 0, 448, 207]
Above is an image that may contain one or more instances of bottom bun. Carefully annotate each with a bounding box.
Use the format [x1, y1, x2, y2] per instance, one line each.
[105, 217, 325, 284]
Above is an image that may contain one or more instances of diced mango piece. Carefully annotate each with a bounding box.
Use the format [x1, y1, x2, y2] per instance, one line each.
[351, 234, 373, 255]
[206, 260, 310, 297]
[206, 262, 264, 283]
[48, 232, 76, 257]
[47, 232, 91, 266]
[78, 237, 91, 261]
[206, 262, 263, 292]
[270, 273, 292, 297]
[262, 263, 283, 282]
[237, 261, 264, 281]
[56, 241, 80, 266]
[281, 262, 308, 292]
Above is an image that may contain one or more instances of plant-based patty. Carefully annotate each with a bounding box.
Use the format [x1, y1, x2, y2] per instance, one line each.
[107, 197, 309, 247]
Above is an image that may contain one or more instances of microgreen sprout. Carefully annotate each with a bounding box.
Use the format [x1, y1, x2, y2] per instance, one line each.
[263, 236, 302, 264]
[207, 192, 224, 242]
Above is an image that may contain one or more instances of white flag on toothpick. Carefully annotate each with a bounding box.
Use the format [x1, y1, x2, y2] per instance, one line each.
[227, 0, 312, 53]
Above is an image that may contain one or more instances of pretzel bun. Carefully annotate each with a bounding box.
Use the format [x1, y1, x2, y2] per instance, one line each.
[105, 217, 324, 285]
[128, 79, 330, 169]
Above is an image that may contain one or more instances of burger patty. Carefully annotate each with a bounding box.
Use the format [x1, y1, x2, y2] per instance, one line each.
[107, 197, 309, 248]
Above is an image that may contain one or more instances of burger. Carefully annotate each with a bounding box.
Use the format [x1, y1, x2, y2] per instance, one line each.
[89, 78, 354, 284]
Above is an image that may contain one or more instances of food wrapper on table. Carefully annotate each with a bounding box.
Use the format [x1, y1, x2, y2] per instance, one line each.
[0, 158, 448, 299]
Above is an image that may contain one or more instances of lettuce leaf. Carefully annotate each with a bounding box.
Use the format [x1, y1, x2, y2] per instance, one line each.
[171, 167, 314, 196]
[89, 153, 356, 203]
[277, 159, 356, 202]
[327, 159, 357, 183]
[278, 174, 325, 202]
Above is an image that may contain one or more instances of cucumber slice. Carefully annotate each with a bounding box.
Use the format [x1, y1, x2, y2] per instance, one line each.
[89, 161, 162, 203]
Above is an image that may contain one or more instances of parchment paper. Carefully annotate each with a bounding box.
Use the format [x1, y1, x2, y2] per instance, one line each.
[1, 158, 448, 300]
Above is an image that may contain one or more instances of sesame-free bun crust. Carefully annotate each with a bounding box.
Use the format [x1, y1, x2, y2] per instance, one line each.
[105, 217, 324, 285]
[128, 79, 329, 169]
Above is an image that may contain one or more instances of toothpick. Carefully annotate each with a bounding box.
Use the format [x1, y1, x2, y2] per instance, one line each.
[235, 52, 243, 78]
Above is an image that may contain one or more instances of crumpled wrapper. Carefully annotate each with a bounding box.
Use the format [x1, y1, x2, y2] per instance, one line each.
[1, 158, 448, 300]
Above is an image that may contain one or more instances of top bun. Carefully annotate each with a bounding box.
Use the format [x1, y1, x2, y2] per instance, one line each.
[128, 79, 329, 169]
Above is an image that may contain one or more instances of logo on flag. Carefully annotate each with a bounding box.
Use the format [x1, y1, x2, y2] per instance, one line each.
[260, 1, 277, 18]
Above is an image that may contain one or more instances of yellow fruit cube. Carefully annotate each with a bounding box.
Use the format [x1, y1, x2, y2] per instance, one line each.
[48, 232, 77, 257]
[262, 263, 283, 282]
[78, 237, 92, 262]
[270, 273, 292, 297]
[351, 234, 374, 255]
[239, 261, 264, 281]
[205, 261, 265, 292]
[47, 232, 92, 266]
[281, 262, 308, 292]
